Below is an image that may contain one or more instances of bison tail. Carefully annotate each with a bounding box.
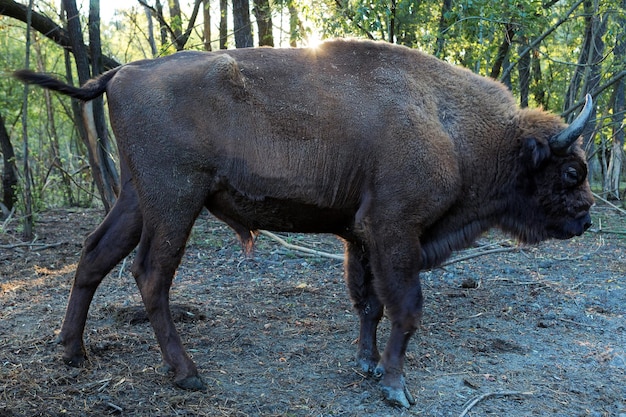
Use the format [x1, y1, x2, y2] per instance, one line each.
[13, 67, 120, 101]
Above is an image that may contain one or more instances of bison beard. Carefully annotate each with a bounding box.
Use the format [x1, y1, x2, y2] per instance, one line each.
[14, 39, 594, 408]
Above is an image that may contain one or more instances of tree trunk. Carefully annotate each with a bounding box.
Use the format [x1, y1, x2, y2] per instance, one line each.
[489, 23, 515, 79]
[563, 0, 607, 184]
[63, 0, 116, 212]
[145, 4, 158, 56]
[202, 0, 212, 51]
[253, 0, 273, 46]
[20, 0, 34, 239]
[604, 0, 626, 199]
[155, 0, 168, 48]
[288, 2, 301, 47]
[434, 0, 452, 58]
[168, 0, 183, 48]
[564, 0, 594, 115]
[531, 49, 546, 108]
[0, 113, 17, 214]
[388, 0, 396, 43]
[219, 0, 228, 49]
[233, 0, 253, 48]
[89, 0, 120, 205]
[518, 37, 530, 107]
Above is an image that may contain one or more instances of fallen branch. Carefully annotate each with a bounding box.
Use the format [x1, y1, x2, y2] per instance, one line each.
[0, 241, 64, 251]
[459, 391, 533, 417]
[259, 231, 344, 261]
[260, 231, 519, 266]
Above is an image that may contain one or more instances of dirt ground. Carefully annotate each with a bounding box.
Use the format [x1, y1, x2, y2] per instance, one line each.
[0, 205, 624, 417]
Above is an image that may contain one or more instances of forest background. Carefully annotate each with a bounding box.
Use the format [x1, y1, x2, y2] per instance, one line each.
[0, 0, 625, 238]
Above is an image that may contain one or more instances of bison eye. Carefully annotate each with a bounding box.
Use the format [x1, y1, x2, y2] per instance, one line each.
[563, 166, 579, 186]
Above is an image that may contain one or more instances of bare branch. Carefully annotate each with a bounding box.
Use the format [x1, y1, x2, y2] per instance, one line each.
[501, 0, 585, 81]
[259, 231, 344, 261]
[562, 69, 626, 118]
[0, 0, 120, 70]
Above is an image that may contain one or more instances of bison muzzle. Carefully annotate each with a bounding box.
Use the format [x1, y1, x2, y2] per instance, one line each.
[14, 39, 594, 408]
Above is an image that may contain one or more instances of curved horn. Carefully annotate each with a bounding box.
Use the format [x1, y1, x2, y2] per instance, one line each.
[549, 94, 593, 152]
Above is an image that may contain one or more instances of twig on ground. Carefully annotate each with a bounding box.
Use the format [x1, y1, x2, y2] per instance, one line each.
[105, 401, 123, 413]
[439, 247, 518, 268]
[458, 391, 533, 417]
[592, 229, 626, 235]
[592, 192, 626, 216]
[558, 317, 600, 328]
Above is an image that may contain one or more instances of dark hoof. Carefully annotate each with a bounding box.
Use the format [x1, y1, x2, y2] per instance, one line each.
[63, 354, 87, 368]
[174, 375, 206, 391]
[357, 357, 378, 375]
[373, 364, 385, 379]
[376, 367, 415, 408]
[380, 376, 416, 409]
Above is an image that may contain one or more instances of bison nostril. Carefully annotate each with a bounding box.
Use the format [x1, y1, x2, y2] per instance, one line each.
[577, 212, 592, 231]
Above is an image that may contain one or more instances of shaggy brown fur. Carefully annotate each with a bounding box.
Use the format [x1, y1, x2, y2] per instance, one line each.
[14, 39, 594, 408]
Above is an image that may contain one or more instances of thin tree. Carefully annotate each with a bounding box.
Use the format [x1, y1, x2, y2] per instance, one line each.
[63, 0, 118, 212]
[517, 36, 530, 108]
[34, 38, 74, 206]
[233, 0, 253, 47]
[168, 0, 183, 47]
[0, 113, 18, 215]
[145, 4, 158, 56]
[489, 22, 515, 79]
[20, 0, 34, 239]
[253, 0, 273, 46]
[434, 0, 452, 58]
[288, 1, 302, 47]
[202, 0, 211, 51]
[388, 0, 396, 43]
[155, 0, 168, 47]
[139, 0, 203, 51]
[89, 0, 119, 203]
[603, 0, 626, 199]
[220, 0, 228, 49]
[531, 49, 546, 108]
[564, 0, 607, 182]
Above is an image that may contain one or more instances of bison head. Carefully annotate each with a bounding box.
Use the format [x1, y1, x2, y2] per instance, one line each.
[501, 95, 594, 244]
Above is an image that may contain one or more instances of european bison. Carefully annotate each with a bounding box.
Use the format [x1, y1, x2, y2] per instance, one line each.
[14, 39, 594, 408]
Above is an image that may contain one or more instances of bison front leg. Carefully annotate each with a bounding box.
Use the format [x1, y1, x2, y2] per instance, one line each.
[368, 235, 423, 408]
[343, 240, 383, 374]
[60, 179, 142, 366]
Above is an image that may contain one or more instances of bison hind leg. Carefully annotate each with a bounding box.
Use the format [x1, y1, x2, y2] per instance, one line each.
[342, 241, 384, 374]
[60, 180, 142, 367]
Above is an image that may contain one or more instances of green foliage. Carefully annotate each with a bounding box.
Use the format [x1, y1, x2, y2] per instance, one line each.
[1, 16, 96, 211]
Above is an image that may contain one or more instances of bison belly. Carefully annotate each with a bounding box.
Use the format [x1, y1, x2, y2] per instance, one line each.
[207, 190, 356, 235]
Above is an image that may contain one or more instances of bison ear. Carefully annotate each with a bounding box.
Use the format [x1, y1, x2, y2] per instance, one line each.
[523, 138, 551, 169]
